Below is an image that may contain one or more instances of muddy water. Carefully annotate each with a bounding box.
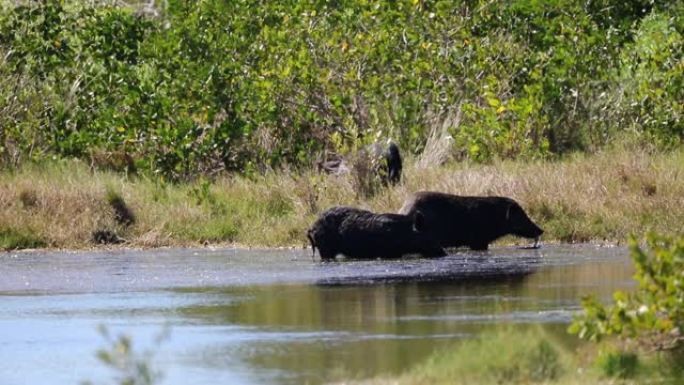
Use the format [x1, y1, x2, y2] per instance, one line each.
[0, 245, 633, 385]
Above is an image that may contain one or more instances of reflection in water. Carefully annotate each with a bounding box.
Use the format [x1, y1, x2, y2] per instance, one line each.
[177, 280, 530, 384]
[0, 245, 634, 385]
[173, 255, 632, 384]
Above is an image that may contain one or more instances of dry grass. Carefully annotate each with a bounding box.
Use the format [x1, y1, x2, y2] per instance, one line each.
[368, 144, 684, 245]
[0, 145, 682, 250]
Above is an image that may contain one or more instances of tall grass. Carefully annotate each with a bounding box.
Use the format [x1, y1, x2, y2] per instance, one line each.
[0, 145, 682, 250]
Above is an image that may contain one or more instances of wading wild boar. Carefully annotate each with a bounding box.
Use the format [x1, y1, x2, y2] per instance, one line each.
[307, 206, 447, 260]
[399, 191, 543, 250]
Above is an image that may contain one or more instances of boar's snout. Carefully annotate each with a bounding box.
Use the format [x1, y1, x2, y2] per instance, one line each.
[508, 204, 544, 239]
[525, 223, 544, 239]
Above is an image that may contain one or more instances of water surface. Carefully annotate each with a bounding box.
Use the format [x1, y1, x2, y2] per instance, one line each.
[0, 245, 633, 385]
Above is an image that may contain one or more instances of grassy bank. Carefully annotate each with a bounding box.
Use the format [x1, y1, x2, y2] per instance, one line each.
[0, 145, 682, 251]
[336, 327, 683, 385]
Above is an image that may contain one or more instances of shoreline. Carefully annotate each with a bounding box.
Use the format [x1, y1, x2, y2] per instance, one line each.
[0, 238, 624, 255]
[0, 241, 306, 254]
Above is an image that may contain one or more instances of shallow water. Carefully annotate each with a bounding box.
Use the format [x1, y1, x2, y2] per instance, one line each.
[0, 245, 633, 385]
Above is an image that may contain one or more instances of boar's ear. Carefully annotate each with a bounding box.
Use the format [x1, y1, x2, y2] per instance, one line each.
[413, 211, 425, 232]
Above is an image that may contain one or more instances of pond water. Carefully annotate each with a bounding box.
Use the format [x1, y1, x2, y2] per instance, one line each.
[0, 245, 633, 385]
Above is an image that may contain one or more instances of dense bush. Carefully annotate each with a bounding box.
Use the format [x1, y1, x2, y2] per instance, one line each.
[0, 0, 682, 179]
[569, 233, 684, 351]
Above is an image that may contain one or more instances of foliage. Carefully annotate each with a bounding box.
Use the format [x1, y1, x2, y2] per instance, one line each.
[83, 325, 168, 385]
[381, 328, 567, 385]
[359, 328, 684, 385]
[595, 349, 639, 379]
[0, 0, 681, 179]
[614, 11, 684, 146]
[0, 225, 46, 250]
[569, 233, 684, 351]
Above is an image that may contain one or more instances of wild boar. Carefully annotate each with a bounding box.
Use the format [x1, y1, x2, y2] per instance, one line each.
[307, 206, 446, 260]
[399, 191, 543, 250]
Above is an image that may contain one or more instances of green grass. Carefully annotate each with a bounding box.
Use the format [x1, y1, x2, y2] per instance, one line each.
[405, 329, 566, 384]
[596, 349, 639, 379]
[0, 146, 682, 250]
[342, 328, 684, 385]
[0, 226, 46, 250]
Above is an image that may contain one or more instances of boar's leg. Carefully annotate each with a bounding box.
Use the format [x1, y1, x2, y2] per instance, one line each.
[307, 232, 316, 260]
[532, 236, 542, 249]
[317, 247, 338, 261]
[469, 242, 489, 251]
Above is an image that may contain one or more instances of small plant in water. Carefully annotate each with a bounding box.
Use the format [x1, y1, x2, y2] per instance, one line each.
[83, 325, 169, 385]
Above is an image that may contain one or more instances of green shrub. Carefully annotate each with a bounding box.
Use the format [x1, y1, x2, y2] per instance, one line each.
[569, 233, 684, 351]
[0, 1, 681, 178]
[596, 349, 639, 379]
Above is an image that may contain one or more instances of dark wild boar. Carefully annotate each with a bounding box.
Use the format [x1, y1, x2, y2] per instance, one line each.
[399, 191, 543, 250]
[318, 141, 403, 186]
[307, 206, 447, 260]
[381, 142, 402, 185]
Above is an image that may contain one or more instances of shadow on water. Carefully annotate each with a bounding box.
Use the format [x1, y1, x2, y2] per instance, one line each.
[314, 250, 542, 285]
[0, 245, 634, 385]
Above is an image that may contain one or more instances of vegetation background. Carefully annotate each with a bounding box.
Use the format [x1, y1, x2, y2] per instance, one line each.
[0, 0, 681, 178]
[0, 0, 682, 249]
